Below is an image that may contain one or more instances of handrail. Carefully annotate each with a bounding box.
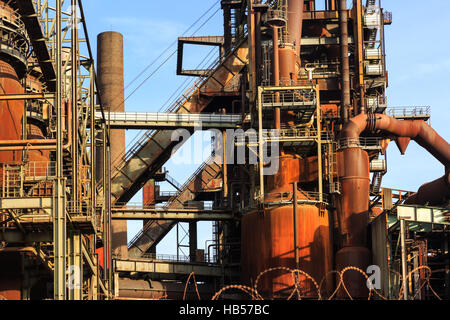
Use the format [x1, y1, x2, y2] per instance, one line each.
[337, 137, 382, 150]
[165, 173, 183, 191]
[97, 111, 242, 124]
[112, 203, 214, 211]
[387, 106, 430, 118]
[163, 155, 216, 209]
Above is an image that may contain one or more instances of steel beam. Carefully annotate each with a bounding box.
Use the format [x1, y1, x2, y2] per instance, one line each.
[0, 93, 55, 101]
[0, 230, 52, 242]
[54, 0, 66, 300]
[0, 197, 52, 210]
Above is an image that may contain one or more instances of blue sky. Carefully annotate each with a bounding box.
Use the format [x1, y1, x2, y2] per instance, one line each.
[81, 1, 450, 255]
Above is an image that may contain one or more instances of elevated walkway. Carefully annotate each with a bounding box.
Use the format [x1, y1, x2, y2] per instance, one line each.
[111, 206, 232, 221]
[114, 256, 223, 278]
[387, 106, 431, 121]
[104, 41, 248, 205]
[96, 112, 242, 130]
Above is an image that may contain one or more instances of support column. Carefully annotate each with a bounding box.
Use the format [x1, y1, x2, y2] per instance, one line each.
[54, 0, 66, 300]
[339, 0, 350, 122]
[189, 222, 198, 263]
[400, 219, 408, 300]
[68, 232, 82, 300]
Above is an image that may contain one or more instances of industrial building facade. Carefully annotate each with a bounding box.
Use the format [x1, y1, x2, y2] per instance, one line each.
[0, 0, 448, 300]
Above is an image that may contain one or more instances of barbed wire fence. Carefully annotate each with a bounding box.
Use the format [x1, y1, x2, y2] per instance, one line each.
[179, 265, 443, 301]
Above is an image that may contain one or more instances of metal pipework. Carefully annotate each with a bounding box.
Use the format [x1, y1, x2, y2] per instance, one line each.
[339, 0, 350, 122]
[404, 173, 450, 206]
[287, 0, 304, 58]
[339, 113, 450, 240]
[342, 113, 450, 168]
[335, 112, 449, 297]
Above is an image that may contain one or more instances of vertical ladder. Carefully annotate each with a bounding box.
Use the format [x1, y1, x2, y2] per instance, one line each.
[326, 142, 341, 195]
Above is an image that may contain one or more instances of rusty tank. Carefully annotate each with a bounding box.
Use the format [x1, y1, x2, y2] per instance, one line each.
[0, 60, 24, 166]
[241, 155, 333, 298]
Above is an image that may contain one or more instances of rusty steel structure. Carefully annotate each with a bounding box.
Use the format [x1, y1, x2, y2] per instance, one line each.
[0, 0, 449, 301]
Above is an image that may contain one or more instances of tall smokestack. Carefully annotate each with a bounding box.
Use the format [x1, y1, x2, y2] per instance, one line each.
[97, 31, 128, 259]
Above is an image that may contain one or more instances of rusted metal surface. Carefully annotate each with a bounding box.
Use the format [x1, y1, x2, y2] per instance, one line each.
[287, 0, 304, 57]
[97, 31, 128, 259]
[118, 279, 214, 300]
[267, 155, 300, 192]
[335, 246, 370, 298]
[0, 60, 24, 168]
[342, 113, 450, 167]
[342, 113, 450, 206]
[336, 112, 450, 298]
[143, 179, 155, 228]
[241, 204, 333, 298]
[404, 173, 450, 206]
[278, 47, 297, 86]
[336, 148, 370, 247]
[335, 147, 371, 298]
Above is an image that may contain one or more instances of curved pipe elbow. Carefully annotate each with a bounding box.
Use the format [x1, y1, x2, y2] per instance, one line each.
[341, 113, 450, 168]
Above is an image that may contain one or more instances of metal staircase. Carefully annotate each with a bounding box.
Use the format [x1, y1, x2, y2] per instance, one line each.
[165, 173, 183, 192]
[101, 41, 248, 206]
[128, 156, 222, 257]
[371, 171, 385, 195]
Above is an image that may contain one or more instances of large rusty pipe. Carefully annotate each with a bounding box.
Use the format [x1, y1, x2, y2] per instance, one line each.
[339, 0, 350, 122]
[334, 112, 450, 297]
[287, 0, 304, 58]
[335, 146, 371, 298]
[337, 147, 370, 247]
[336, 113, 450, 297]
[342, 113, 450, 168]
[404, 173, 450, 206]
[340, 113, 450, 212]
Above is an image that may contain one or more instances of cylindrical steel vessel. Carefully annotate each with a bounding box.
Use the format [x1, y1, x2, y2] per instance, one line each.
[242, 155, 333, 298]
[278, 47, 297, 86]
[336, 148, 370, 247]
[0, 60, 24, 166]
[335, 147, 371, 298]
[241, 204, 333, 298]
